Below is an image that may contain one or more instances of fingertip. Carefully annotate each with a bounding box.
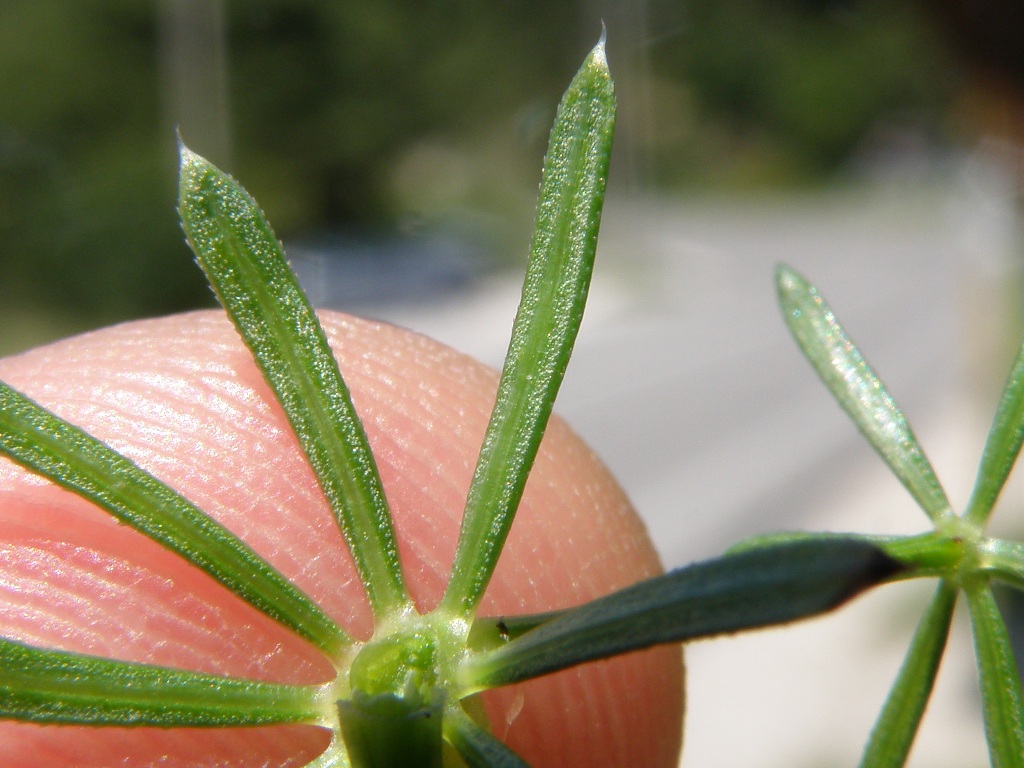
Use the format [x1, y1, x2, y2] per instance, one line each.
[0, 310, 683, 766]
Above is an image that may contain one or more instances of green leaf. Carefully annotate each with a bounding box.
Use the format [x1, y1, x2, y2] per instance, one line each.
[462, 538, 903, 690]
[965, 342, 1024, 525]
[442, 36, 616, 616]
[776, 265, 951, 522]
[178, 144, 408, 618]
[444, 706, 530, 768]
[0, 380, 347, 653]
[0, 636, 325, 727]
[859, 581, 956, 768]
[966, 580, 1024, 768]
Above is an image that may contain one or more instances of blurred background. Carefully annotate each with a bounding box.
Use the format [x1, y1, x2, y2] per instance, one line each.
[2, 1, 1024, 766]
[0, 0, 978, 345]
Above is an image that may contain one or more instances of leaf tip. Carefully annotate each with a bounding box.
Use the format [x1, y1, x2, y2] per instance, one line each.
[176, 139, 205, 178]
[774, 263, 803, 294]
[586, 25, 609, 75]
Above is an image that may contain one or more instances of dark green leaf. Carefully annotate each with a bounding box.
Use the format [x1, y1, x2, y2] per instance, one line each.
[776, 265, 951, 522]
[463, 538, 903, 690]
[442, 38, 616, 615]
[0, 380, 347, 653]
[859, 581, 956, 768]
[179, 144, 408, 617]
[0, 636, 325, 727]
[966, 581, 1024, 768]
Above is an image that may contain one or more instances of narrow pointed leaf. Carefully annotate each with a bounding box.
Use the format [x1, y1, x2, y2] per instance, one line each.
[442, 37, 616, 615]
[966, 581, 1024, 768]
[0, 380, 347, 653]
[0, 636, 326, 727]
[776, 265, 951, 522]
[445, 706, 530, 768]
[966, 342, 1024, 524]
[859, 581, 956, 768]
[179, 145, 408, 617]
[462, 538, 903, 690]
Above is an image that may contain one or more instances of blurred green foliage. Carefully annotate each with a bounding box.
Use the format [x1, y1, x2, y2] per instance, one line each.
[0, 0, 958, 343]
[648, 0, 959, 186]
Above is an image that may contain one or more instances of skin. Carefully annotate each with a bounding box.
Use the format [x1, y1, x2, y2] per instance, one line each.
[0, 310, 684, 768]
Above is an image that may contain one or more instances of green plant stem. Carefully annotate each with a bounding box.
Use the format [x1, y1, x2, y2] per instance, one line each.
[337, 690, 445, 768]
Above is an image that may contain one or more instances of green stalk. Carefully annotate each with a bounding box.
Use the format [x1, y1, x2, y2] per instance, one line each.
[441, 36, 616, 616]
[337, 689, 444, 768]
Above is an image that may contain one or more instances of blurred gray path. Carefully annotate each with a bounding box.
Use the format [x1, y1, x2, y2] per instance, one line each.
[303, 162, 1020, 767]
[367, 176, 1014, 564]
